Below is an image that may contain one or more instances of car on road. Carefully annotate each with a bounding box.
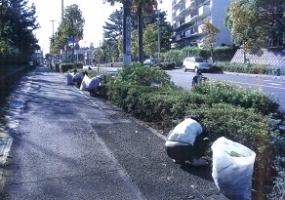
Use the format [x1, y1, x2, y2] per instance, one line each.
[183, 57, 213, 72]
[143, 59, 162, 68]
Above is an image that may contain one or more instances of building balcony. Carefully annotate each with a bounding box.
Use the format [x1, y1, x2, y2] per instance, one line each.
[198, 24, 204, 34]
[197, 5, 211, 18]
[186, 0, 197, 9]
[172, 0, 184, 10]
[173, 18, 195, 31]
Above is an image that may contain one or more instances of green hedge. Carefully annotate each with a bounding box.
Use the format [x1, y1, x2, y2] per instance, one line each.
[215, 62, 284, 75]
[192, 80, 279, 114]
[102, 65, 285, 195]
[104, 80, 278, 190]
[163, 46, 237, 67]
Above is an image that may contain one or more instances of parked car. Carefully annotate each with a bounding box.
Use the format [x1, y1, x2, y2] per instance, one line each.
[183, 57, 213, 72]
[143, 59, 162, 68]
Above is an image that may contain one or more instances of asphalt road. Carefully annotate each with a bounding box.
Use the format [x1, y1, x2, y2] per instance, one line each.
[167, 69, 285, 112]
[0, 66, 228, 199]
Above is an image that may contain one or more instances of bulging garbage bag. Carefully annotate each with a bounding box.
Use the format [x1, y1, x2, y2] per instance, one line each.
[211, 137, 256, 200]
[80, 75, 91, 91]
[66, 73, 73, 85]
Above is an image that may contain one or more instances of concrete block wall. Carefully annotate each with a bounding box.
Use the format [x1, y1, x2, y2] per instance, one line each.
[231, 48, 285, 67]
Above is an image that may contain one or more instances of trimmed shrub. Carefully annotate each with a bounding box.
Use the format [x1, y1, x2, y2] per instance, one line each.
[164, 49, 183, 67]
[161, 62, 175, 70]
[112, 63, 175, 88]
[213, 46, 237, 61]
[216, 62, 277, 75]
[60, 64, 73, 72]
[192, 80, 279, 114]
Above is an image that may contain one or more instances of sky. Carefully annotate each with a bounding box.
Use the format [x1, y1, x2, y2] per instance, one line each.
[28, 0, 172, 55]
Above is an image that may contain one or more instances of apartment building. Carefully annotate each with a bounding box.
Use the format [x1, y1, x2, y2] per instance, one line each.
[171, 0, 232, 48]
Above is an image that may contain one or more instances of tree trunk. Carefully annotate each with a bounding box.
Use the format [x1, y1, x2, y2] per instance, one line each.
[210, 46, 214, 63]
[123, 0, 132, 66]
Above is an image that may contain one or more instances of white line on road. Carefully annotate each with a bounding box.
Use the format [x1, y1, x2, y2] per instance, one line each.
[222, 80, 285, 90]
[269, 83, 282, 86]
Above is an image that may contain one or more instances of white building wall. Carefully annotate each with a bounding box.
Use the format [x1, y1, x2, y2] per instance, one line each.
[211, 0, 232, 46]
[171, 0, 233, 47]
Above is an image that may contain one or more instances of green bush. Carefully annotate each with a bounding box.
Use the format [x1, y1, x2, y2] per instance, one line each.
[213, 46, 237, 61]
[163, 49, 182, 66]
[216, 62, 275, 75]
[181, 47, 210, 60]
[192, 80, 279, 114]
[267, 156, 285, 199]
[185, 103, 268, 149]
[163, 46, 236, 67]
[161, 62, 175, 70]
[111, 63, 176, 88]
[60, 63, 73, 72]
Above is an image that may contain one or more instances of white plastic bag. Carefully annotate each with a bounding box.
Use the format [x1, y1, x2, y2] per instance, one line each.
[80, 75, 91, 91]
[211, 137, 256, 200]
[66, 73, 73, 85]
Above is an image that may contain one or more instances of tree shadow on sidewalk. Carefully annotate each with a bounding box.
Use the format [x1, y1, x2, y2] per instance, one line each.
[179, 162, 214, 182]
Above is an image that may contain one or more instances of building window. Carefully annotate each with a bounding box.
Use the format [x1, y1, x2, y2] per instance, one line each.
[185, 30, 191, 37]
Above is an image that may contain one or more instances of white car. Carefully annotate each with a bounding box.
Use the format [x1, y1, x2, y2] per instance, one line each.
[183, 57, 213, 72]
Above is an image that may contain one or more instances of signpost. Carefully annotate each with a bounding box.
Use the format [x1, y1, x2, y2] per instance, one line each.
[75, 43, 80, 64]
[123, 0, 132, 66]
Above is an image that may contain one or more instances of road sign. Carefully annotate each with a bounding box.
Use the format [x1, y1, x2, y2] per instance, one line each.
[75, 43, 80, 50]
[67, 37, 73, 43]
[74, 37, 80, 43]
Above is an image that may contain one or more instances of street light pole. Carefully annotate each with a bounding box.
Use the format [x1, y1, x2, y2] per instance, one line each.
[70, 19, 74, 63]
[61, 0, 64, 19]
[50, 19, 56, 36]
[156, 7, 161, 61]
[138, 3, 144, 63]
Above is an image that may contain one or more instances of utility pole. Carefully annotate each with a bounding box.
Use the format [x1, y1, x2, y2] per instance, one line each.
[50, 20, 56, 36]
[61, 0, 64, 19]
[156, 7, 161, 61]
[123, 0, 132, 66]
[138, 3, 144, 63]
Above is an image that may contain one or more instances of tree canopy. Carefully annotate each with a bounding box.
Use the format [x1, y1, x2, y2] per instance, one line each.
[201, 19, 220, 63]
[0, 0, 40, 63]
[49, 4, 85, 55]
[104, 0, 162, 14]
[102, 6, 172, 60]
[143, 11, 172, 58]
[225, 0, 285, 49]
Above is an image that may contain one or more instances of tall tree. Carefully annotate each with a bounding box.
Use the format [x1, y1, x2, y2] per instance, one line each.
[143, 23, 157, 57]
[201, 18, 220, 63]
[0, 0, 39, 61]
[131, 29, 139, 60]
[103, 4, 171, 61]
[143, 12, 172, 59]
[103, 0, 162, 63]
[225, 0, 270, 63]
[50, 4, 85, 61]
[261, 0, 285, 46]
[0, 0, 13, 57]
[102, 9, 125, 60]
[103, 0, 160, 14]
[103, 9, 123, 43]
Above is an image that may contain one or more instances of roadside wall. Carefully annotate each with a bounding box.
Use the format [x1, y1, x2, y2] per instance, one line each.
[231, 48, 285, 67]
[0, 65, 34, 100]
